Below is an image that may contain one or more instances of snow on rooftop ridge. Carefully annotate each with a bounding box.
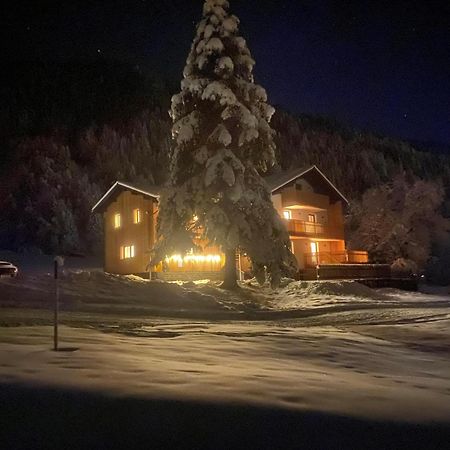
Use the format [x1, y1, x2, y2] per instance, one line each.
[265, 166, 313, 191]
[265, 166, 349, 203]
[203, 0, 230, 16]
[115, 181, 160, 198]
[91, 181, 160, 213]
[92, 165, 349, 213]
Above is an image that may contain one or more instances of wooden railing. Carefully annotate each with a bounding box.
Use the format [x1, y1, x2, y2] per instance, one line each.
[347, 250, 370, 264]
[283, 219, 327, 236]
[304, 250, 369, 267]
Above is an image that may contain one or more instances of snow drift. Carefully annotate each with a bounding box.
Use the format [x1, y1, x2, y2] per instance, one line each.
[1, 268, 448, 320]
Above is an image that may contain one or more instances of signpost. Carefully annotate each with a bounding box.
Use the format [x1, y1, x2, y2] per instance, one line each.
[53, 256, 64, 351]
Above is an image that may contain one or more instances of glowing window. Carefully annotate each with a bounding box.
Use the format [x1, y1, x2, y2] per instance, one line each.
[133, 209, 141, 224]
[120, 245, 135, 260]
[308, 214, 316, 223]
[114, 213, 121, 229]
[283, 210, 292, 220]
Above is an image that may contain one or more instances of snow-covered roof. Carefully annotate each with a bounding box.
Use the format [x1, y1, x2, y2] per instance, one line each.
[266, 165, 349, 204]
[91, 181, 160, 214]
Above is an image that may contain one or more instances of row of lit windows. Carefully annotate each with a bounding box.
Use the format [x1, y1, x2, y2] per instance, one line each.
[114, 209, 142, 229]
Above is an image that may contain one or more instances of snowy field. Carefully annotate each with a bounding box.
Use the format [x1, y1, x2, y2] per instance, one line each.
[1, 253, 450, 448]
[1, 320, 450, 423]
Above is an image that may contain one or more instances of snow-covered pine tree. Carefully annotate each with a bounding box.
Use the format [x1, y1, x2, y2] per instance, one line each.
[152, 0, 297, 288]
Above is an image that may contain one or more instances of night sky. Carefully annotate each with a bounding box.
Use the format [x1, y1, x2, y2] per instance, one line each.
[3, 0, 450, 145]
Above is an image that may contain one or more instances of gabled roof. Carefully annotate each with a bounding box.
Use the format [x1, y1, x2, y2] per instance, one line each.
[266, 165, 349, 204]
[92, 165, 348, 213]
[91, 181, 160, 214]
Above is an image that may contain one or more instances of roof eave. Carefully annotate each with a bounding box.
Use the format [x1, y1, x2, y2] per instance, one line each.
[312, 165, 350, 205]
[270, 165, 349, 205]
[91, 181, 160, 214]
[269, 166, 315, 193]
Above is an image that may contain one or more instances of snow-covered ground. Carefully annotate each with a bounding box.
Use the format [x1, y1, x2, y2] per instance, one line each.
[1, 320, 450, 424]
[1, 263, 449, 318]
[1, 256, 450, 438]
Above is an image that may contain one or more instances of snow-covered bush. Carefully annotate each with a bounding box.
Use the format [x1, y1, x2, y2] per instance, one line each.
[348, 175, 450, 270]
[391, 258, 418, 278]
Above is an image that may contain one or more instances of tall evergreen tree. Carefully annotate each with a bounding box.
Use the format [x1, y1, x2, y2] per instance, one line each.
[151, 0, 296, 288]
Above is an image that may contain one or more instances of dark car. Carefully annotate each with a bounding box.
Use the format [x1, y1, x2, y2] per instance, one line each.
[0, 261, 18, 277]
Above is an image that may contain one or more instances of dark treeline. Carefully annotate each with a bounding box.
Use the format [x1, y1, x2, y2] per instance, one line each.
[1, 61, 449, 281]
[273, 111, 450, 201]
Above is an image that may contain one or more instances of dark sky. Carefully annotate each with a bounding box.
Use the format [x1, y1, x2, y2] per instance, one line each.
[3, 0, 450, 145]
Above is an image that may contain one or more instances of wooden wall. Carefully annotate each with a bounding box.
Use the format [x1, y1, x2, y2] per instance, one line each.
[104, 191, 156, 275]
[327, 201, 345, 240]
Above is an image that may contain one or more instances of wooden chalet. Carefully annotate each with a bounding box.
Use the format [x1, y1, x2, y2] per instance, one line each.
[92, 166, 370, 280]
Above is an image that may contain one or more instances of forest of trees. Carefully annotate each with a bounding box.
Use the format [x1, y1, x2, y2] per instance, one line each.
[0, 60, 449, 282]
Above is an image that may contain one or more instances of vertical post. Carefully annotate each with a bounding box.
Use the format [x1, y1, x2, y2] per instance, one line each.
[237, 252, 242, 282]
[54, 259, 59, 351]
[222, 247, 238, 290]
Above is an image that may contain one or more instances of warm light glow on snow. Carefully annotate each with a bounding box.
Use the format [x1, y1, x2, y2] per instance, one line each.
[165, 254, 222, 264]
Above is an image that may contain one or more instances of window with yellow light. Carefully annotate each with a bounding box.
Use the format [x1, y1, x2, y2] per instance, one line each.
[133, 208, 141, 224]
[283, 210, 292, 220]
[114, 213, 121, 229]
[120, 245, 135, 260]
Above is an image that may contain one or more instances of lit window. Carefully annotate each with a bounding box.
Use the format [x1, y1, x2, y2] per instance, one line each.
[308, 214, 316, 223]
[283, 210, 292, 220]
[114, 213, 121, 229]
[133, 208, 141, 224]
[120, 245, 135, 260]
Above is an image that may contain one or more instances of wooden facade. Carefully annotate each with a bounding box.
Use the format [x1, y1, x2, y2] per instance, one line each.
[92, 182, 159, 275]
[104, 190, 158, 275]
[267, 167, 367, 270]
[92, 166, 368, 278]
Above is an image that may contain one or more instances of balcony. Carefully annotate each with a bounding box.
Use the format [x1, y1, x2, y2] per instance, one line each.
[304, 250, 369, 267]
[283, 218, 328, 237]
[283, 218, 345, 240]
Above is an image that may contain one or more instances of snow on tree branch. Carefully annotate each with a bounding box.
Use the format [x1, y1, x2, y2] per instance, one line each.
[151, 0, 297, 287]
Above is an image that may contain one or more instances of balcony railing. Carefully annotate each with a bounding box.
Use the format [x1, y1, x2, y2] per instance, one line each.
[304, 251, 369, 267]
[283, 219, 327, 236]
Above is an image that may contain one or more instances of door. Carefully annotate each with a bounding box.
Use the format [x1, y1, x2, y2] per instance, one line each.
[306, 214, 316, 233]
[310, 242, 319, 266]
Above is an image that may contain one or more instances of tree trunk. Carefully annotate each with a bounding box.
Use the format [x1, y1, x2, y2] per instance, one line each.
[221, 247, 238, 290]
